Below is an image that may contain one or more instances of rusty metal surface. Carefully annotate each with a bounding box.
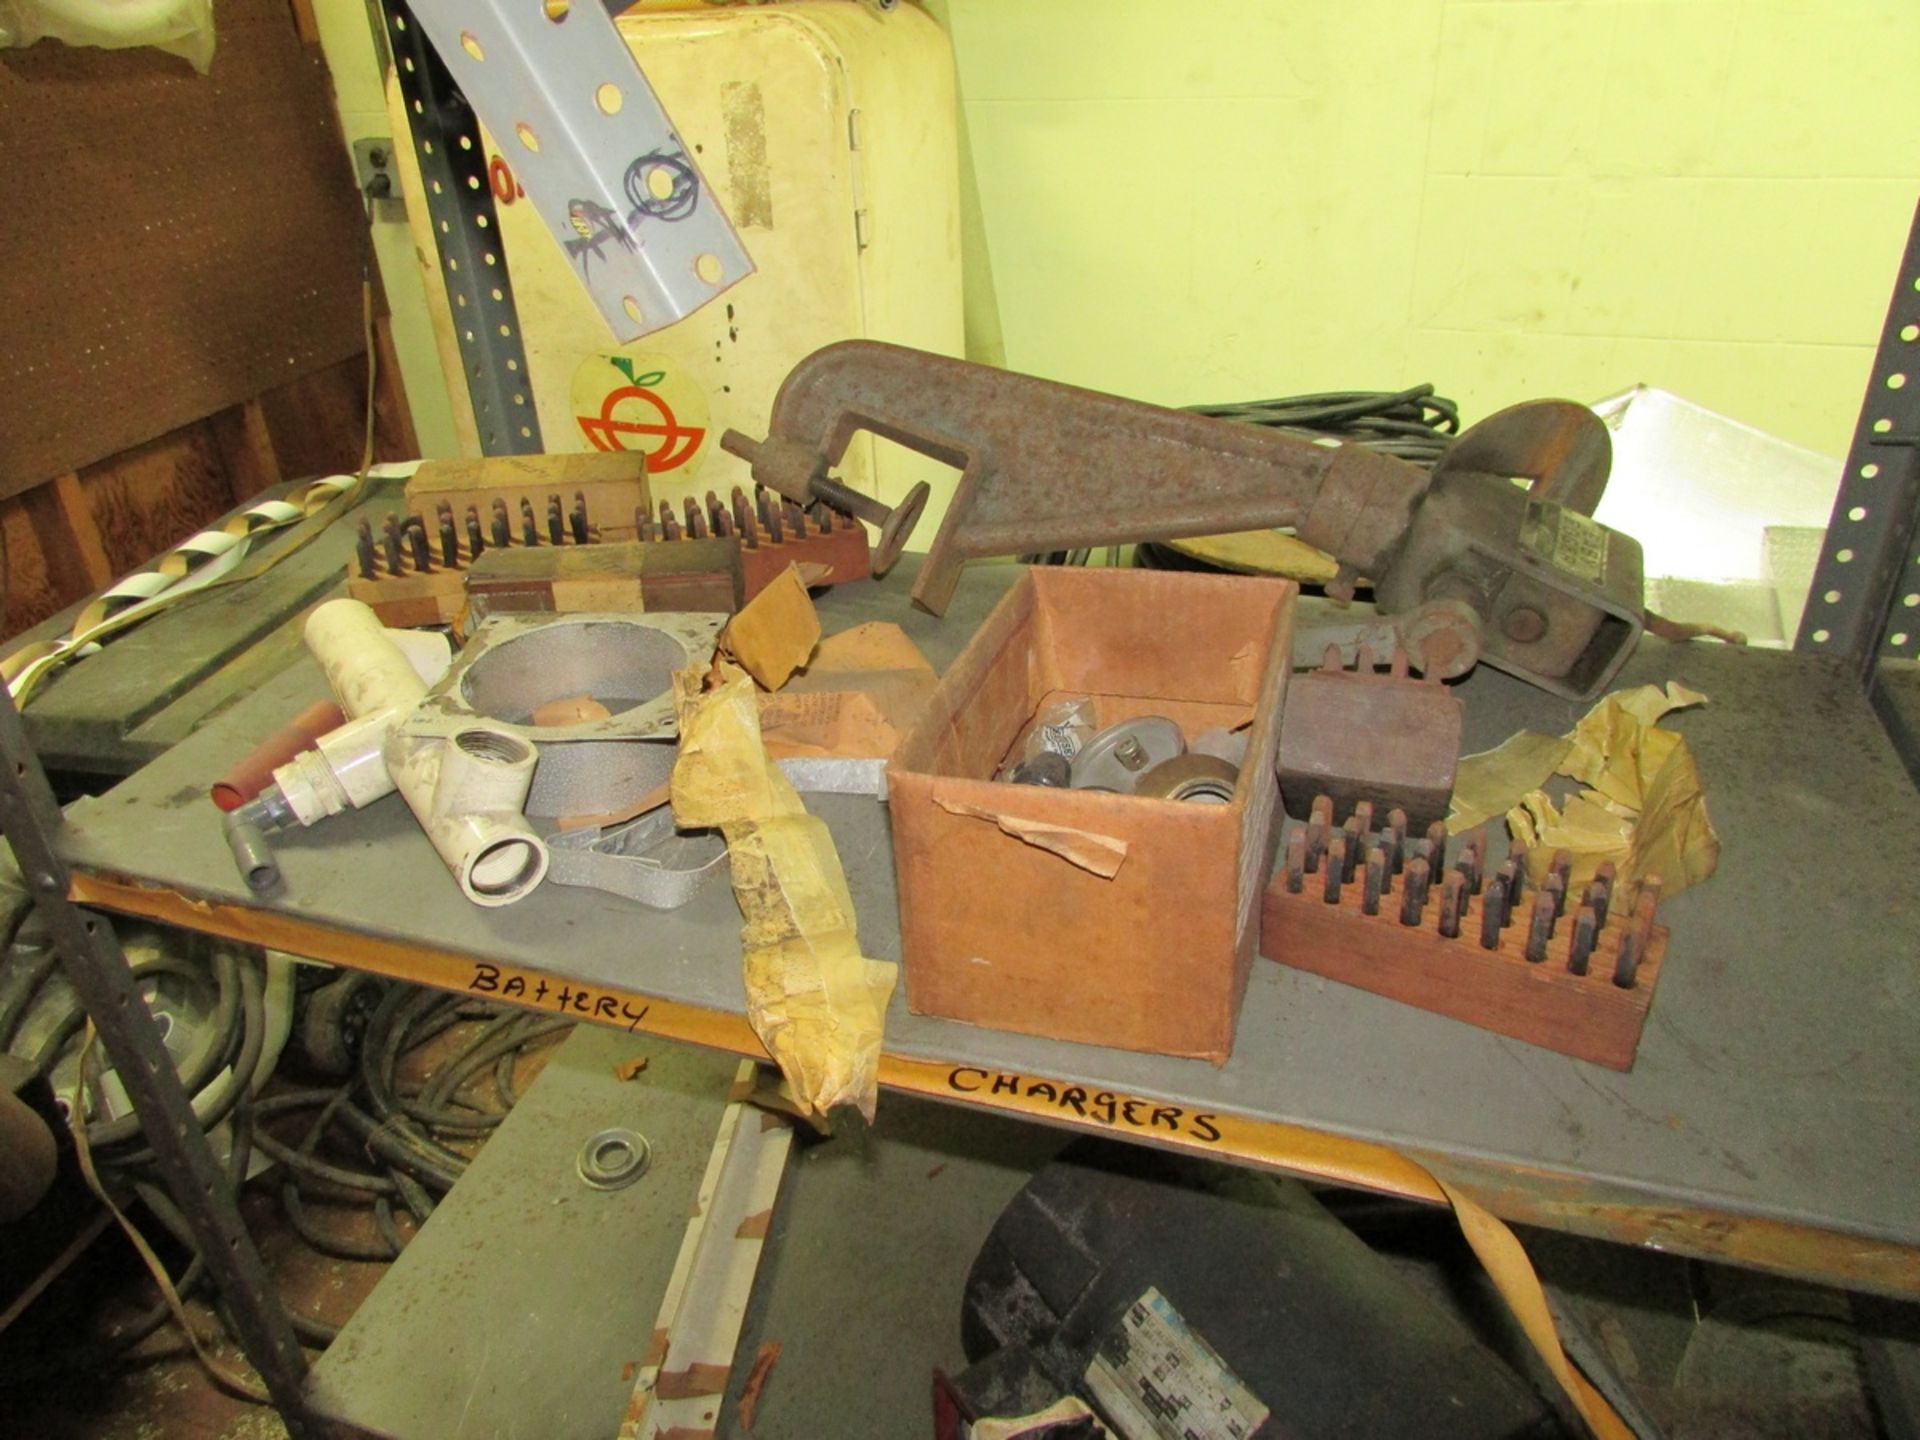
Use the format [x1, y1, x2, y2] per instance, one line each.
[1440, 399, 1613, 517]
[727, 342, 1646, 699]
[726, 340, 1432, 615]
[1277, 646, 1464, 828]
[1291, 597, 1483, 680]
[1379, 401, 1644, 698]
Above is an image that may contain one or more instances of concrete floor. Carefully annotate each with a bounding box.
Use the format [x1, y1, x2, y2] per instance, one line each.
[5, 1025, 1908, 1440]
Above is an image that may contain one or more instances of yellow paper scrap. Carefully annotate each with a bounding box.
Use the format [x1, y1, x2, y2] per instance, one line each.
[1450, 730, 1571, 833]
[671, 666, 896, 1122]
[1498, 681, 1719, 898]
[1560, 681, 1708, 810]
[722, 565, 821, 691]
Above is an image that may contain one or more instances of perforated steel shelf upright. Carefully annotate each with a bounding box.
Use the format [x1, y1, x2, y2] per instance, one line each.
[1796, 197, 1920, 681]
[382, 0, 543, 456]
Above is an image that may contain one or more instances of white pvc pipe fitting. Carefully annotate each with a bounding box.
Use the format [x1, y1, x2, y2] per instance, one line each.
[299, 600, 549, 907]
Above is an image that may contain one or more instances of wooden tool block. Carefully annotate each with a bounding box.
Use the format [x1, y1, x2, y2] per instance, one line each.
[347, 568, 464, 628]
[643, 490, 873, 594]
[465, 539, 742, 617]
[739, 522, 871, 594]
[1260, 854, 1668, 1071]
[405, 454, 650, 542]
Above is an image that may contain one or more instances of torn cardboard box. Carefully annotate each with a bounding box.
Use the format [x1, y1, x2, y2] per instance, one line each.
[889, 568, 1294, 1062]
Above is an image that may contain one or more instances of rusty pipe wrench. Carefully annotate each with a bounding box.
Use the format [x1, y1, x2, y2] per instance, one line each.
[723, 342, 1644, 698]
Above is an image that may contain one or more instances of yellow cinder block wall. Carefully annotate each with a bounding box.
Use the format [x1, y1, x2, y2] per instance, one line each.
[931, 0, 1920, 457]
[319, 0, 1920, 463]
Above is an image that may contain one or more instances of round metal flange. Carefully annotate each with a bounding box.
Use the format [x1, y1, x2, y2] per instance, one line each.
[1070, 716, 1186, 794]
[1135, 753, 1240, 803]
[577, 1127, 651, 1190]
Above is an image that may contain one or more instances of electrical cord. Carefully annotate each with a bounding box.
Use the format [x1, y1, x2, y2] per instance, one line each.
[1186, 383, 1460, 467]
[0, 925, 569, 1391]
[67, 1025, 273, 1403]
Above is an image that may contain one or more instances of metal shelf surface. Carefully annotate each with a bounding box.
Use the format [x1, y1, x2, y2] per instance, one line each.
[56, 559, 1920, 1296]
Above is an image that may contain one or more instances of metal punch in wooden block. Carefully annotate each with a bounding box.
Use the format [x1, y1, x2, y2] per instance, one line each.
[1260, 796, 1669, 1071]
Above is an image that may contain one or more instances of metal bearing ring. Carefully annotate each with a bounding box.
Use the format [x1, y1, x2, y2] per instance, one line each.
[1135, 753, 1240, 803]
[577, 1127, 652, 1190]
[1070, 717, 1186, 794]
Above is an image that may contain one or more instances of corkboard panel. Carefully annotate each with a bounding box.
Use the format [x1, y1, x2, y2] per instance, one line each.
[0, 0, 368, 496]
[80, 424, 234, 577]
[0, 495, 61, 637]
[257, 356, 387, 482]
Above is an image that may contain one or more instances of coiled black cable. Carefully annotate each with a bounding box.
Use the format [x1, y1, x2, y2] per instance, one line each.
[0, 914, 568, 1382]
[1186, 383, 1460, 467]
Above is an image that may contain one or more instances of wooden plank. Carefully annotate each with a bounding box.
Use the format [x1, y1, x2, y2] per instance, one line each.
[372, 314, 421, 461]
[0, 491, 65, 638]
[17, 481, 104, 615]
[50, 473, 112, 590]
[0, 0, 367, 492]
[465, 537, 743, 616]
[16, 484, 395, 773]
[287, 0, 321, 45]
[209, 399, 284, 505]
[258, 358, 376, 481]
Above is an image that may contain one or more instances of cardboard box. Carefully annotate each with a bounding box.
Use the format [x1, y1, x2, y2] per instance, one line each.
[889, 568, 1295, 1061]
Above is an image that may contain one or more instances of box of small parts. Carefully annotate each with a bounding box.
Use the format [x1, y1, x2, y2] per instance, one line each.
[888, 568, 1295, 1061]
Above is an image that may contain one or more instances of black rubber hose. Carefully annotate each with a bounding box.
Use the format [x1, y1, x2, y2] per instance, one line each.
[280, 1089, 399, 1262]
[0, 925, 59, 1049]
[404, 1013, 569, 1133]
[25, 1005, 85, 1077]
[394, 1008, 525, 1131]
[494, 1047, 519, 1110]
[354, 987, 469, 1189]
[330, 1096, 464, 1193]
[389, 1168, 436, 1227]
[252, 1122, 397, 1195]
[372, 1198, 409, 1257]
[138, 1169, 342, 1349]
[100, 959, 263, 1166]
[86, 952, 240, 1149]
[250, 1087, 397, 1195]
[422, 1013, 569, 1110]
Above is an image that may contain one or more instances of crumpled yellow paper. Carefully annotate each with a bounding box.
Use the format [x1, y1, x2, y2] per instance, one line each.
[1467, 681, 1719, 898]
[722, 565, 821, 691]
[671, 664, 896, 1123]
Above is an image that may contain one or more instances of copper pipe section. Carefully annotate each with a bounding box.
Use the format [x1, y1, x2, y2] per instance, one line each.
[210, 700, 347, 812]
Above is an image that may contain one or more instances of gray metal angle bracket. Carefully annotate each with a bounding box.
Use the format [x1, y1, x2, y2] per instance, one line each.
[405, 0, 752, 341]
[384, 0, 543, 456]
